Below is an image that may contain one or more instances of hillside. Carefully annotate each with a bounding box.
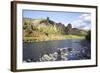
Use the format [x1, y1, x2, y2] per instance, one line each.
[23, 17, 88, 42]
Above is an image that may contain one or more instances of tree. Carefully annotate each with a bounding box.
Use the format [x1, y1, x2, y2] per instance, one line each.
[23, 22, 28, 30]
[47, 17, 49, 21]
[85, 30, 91, 42]
[26, 25, 33, 35]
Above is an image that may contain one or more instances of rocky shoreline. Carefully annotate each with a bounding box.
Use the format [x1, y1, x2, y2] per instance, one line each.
[23, 47, 90, 63]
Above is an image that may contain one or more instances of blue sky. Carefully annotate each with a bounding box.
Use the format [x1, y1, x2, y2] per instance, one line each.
[23, 10, 91, 30]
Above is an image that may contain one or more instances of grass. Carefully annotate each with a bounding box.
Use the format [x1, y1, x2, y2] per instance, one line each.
[64, 35, 85, 39]
[23, 34, 85, 42]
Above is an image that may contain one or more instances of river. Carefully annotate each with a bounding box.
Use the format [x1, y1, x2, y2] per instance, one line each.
[23, 39, 91, 62]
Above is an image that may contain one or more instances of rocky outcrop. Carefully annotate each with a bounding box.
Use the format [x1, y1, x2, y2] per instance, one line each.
[23, 17, 88, 39]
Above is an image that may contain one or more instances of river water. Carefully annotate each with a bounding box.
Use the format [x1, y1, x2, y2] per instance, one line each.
[23, 39, 91, 62]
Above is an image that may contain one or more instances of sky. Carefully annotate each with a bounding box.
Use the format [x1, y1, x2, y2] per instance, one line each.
[23, 10, 91, 30]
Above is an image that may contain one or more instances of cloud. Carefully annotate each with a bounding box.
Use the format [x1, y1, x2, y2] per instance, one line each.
[72, 14, 91, 30]
[79, 14, 91, 21]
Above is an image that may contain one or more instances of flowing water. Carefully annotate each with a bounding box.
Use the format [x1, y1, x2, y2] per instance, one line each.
[23, 39, 91, 62]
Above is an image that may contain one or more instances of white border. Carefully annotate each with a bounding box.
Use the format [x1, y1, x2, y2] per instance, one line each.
[17, 4, 96, 69]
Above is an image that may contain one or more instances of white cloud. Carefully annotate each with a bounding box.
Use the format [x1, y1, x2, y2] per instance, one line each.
[79, 14, 91, 22]
[72, 14, 91, 30]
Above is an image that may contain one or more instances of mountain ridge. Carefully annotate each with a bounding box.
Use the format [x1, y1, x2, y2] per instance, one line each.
[23, 17, 88, 42]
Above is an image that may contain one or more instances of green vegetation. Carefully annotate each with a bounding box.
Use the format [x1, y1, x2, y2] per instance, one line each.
[23, 17, 88, 42]
[64, 35, 85, 39]
[85, 30, 91, 42]
[23, 35, 85, 42]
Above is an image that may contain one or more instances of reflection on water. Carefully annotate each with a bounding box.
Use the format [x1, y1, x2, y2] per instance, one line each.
[23, 39, 91, 62]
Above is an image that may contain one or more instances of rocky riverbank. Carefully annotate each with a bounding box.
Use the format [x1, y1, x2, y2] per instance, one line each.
[23, 47, 90, 63]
